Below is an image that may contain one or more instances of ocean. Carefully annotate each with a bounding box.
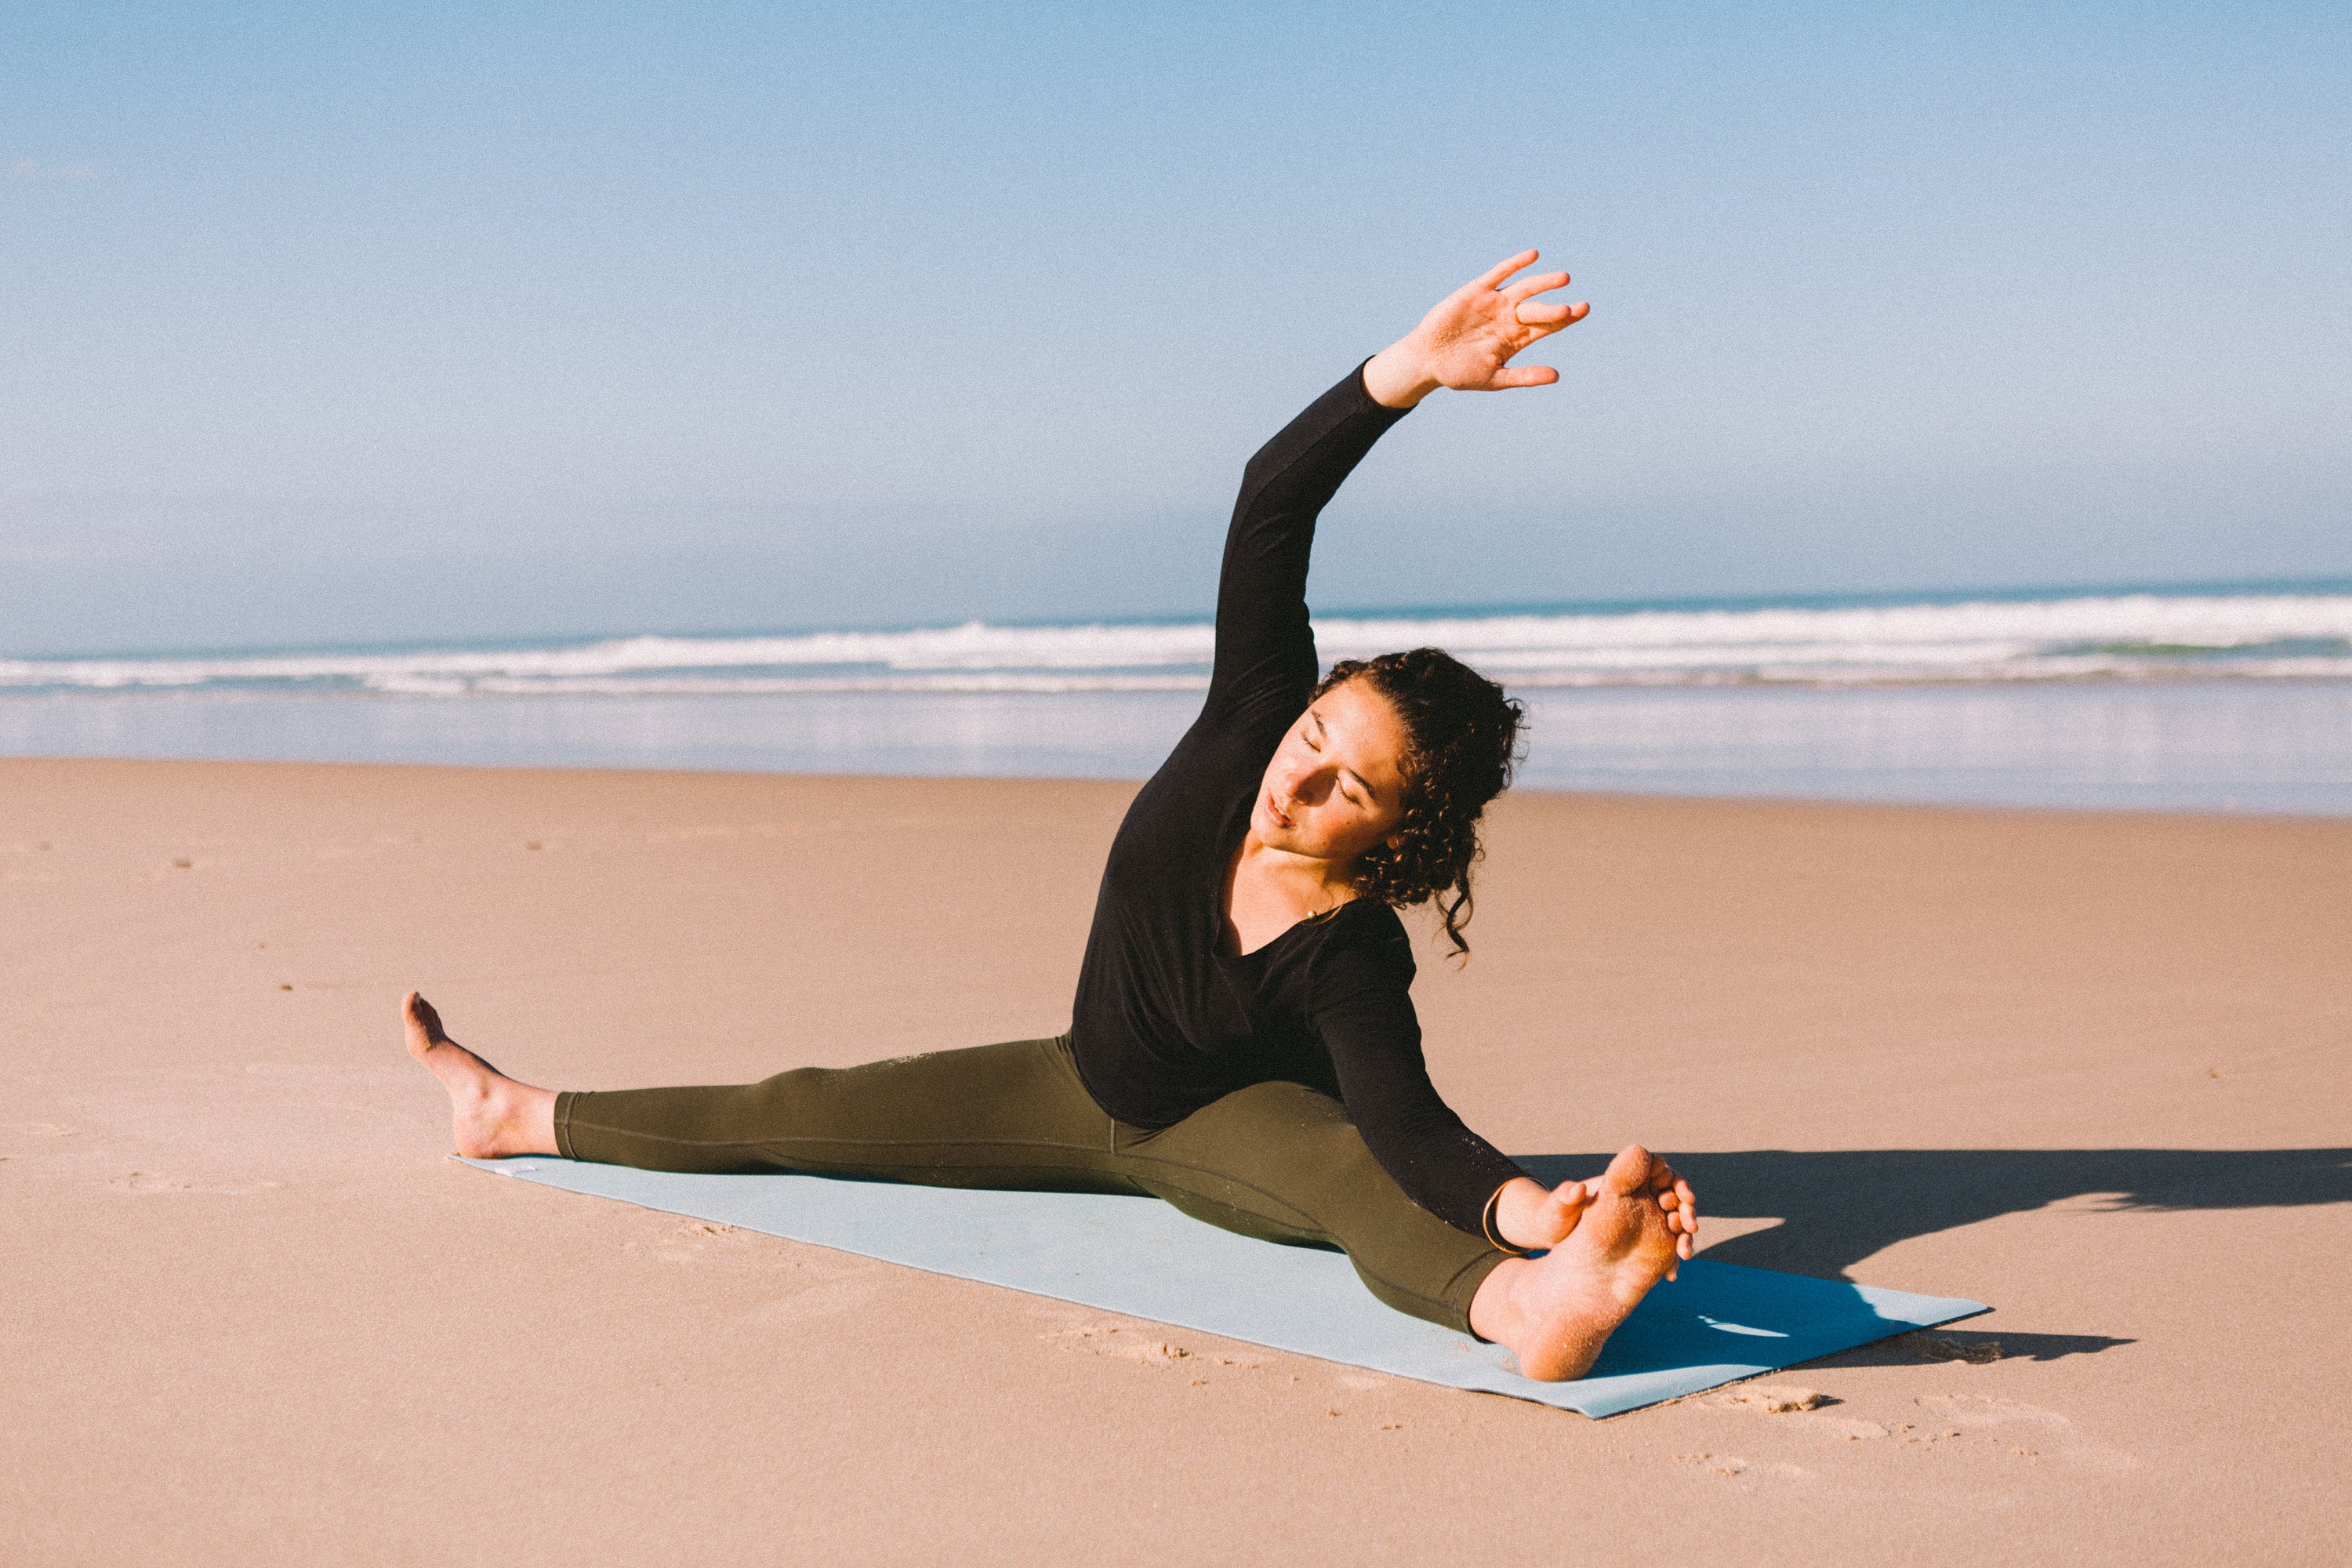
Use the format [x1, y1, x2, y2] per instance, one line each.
[6, 583, 2350, 815]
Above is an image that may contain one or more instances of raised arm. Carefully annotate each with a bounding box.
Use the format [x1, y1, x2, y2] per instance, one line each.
[1206, 251, 1589, 725]
[1205, 367, 1410, 724]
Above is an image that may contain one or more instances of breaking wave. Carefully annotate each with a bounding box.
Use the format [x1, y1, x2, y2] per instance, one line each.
[6, 588, 2350, 699]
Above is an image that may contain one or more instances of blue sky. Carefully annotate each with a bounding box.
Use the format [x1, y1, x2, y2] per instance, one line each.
[4, 2, 2347, 655]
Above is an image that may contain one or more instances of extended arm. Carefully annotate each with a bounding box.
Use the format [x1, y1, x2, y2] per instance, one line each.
[1202, 250, 1588, 725]
[1204, 367, 1411, 724]
[1315, 963, 1531, 1237]
[1312, 931, 1698, 1256]
[1320, 996, 1697, 1258]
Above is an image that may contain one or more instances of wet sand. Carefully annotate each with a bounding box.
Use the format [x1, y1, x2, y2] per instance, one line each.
[3, 757, 2345, 1565]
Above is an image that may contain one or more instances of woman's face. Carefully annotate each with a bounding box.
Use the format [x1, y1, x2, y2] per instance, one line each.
[1250, 678, 1410, 867]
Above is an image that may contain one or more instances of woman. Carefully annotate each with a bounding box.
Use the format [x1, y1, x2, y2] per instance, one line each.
[405, 250, 1699, 1383]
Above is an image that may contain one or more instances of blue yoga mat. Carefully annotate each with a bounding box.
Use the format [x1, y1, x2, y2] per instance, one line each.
[460, 1156, 1985, 1417]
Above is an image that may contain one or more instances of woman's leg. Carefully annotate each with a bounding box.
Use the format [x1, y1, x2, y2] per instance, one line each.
[406, 985, 1471, 1333]
[555, 1033, 1138, 1196]
[1105, 1080, 1687, 1380]
[405, 992, 1136, 1194]
[1101, 1079, 1508, 1334]
[406, 993, 1677, 1377]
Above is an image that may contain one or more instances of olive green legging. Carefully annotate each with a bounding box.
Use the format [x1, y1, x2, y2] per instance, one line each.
[554, 1033, 1508, 1334]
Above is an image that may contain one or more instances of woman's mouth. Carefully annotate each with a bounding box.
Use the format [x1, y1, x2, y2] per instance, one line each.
[1265, 794, 1294, 829]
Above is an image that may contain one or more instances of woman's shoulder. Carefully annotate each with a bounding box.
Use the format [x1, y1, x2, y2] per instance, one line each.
[1304, 899, 1417, 981]
[1335, 896, 1410, 937]
[1113, 721, 1261, 852]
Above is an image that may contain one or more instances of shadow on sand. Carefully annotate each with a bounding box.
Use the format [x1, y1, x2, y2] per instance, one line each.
[1813, 1327, 2132, 1365]
[1518, 1146, 2350, 1360]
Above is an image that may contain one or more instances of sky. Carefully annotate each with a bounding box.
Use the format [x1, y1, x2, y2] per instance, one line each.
[4, 2, 2347, 655]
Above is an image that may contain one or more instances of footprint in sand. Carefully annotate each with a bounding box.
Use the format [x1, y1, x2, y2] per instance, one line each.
[1713, 1385, 1889, 1439]
[1043, 1322, 1263, 1372]
[1915, 1393, 2067, 1429]
[1913, 1394, 2136, 1469]
[628, 1218, 758, 1263]
[1044, 1323, 1197, 1367]
[1718, 1385, 1824, 1414]
[108, 1171, 281, 1196]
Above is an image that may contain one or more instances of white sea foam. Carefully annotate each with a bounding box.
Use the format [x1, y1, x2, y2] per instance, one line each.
[4, 590, 2348, 698]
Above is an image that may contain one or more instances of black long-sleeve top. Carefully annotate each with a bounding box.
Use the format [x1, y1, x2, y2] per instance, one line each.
[1067, 364, 1530, 1236]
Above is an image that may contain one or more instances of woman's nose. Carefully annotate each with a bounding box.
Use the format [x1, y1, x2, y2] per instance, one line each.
[1283, 764, 1330, 804]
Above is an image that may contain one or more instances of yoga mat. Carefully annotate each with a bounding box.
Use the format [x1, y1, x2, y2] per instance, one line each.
[460, 1157, 1986, 1417]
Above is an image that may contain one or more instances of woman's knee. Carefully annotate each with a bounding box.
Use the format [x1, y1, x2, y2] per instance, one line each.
[1192, 1077, 1353, 1138]
[1146, 1079, 1389, 1211]
[717, 1065, 837, 1140]
[1221, 1080, 1385, 1171]
[735, 1040, 1109, 1154]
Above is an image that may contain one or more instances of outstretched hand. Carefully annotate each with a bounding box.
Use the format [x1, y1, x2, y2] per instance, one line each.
[1494, 1175, 1599, 1251]
[1363, 249, 1589, 409]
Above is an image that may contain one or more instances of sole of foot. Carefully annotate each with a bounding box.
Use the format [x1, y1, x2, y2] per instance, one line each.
[1504, 1143, 1686, 1381]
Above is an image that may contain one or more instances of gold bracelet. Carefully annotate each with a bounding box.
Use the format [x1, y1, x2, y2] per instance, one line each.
[1482, 1184, 1534, 1258]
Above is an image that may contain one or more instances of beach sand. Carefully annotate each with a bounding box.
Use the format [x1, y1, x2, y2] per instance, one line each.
[4, 757, 2345, 1565]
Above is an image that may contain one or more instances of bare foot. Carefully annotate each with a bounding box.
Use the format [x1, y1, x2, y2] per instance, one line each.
[1468, 1144, 1686, 1381]
[402, 991, 559, 1159]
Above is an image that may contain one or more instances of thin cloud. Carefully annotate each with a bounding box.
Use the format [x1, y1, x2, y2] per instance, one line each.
[7, 157, 100, 181]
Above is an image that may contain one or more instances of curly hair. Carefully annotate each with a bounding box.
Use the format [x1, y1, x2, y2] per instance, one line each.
[1315, 647, 1525, 959]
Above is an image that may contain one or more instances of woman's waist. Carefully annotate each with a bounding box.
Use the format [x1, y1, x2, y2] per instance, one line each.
[1067, 1014, 1332, 1128]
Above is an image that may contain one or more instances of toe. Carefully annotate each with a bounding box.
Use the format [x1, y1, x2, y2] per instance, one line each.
[1601, 1144, 1655, 1196]
[405, 992, 448, 1044]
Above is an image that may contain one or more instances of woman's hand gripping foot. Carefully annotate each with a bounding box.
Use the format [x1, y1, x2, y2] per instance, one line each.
[401, 991, 560, 1159]
[1489, 1155, 1700, 1257]
[1468, 1145, 1699, 1383]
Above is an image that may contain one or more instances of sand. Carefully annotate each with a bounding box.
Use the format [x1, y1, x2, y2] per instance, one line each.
[3, 757, 2346, 1566]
